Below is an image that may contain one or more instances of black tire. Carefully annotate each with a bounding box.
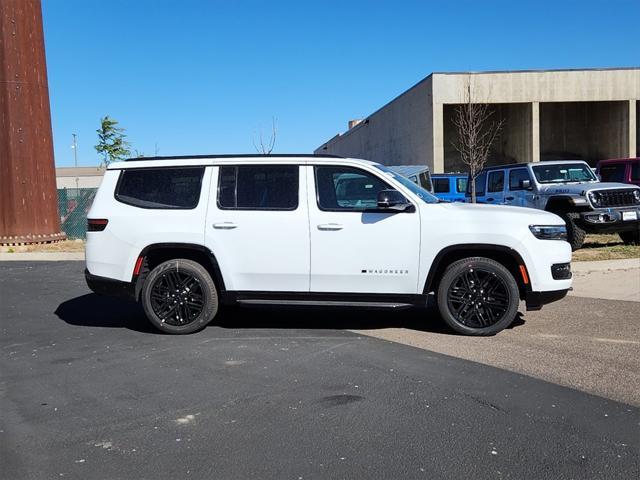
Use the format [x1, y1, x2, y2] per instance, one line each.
[559, 211, 586, 251]
[619, 229, 640, 245]
[141, 258, 218, 334]
[436, 257, 520, 336]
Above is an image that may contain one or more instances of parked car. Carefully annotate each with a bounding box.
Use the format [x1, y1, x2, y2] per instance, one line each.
[467, 160, 640, 249]
[86, 154, 572, 336]
[432, 174, 468, 202]
[596, 157, 640, 187]
[387, 165, 433, 192]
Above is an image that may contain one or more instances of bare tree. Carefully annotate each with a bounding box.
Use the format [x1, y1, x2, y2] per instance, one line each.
[252, 117, 277, 154]
[451, 80, 503, 203]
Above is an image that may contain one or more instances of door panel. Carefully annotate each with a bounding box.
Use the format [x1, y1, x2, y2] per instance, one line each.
[307, 165, 421, 294]
[486, 170, 506, 204]
[205, 165, 310, 292]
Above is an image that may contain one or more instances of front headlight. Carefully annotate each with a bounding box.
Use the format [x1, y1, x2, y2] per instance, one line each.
[587, 191, 601, 207]
[634, 190, 640, 203]
[529, 225, 567, 240]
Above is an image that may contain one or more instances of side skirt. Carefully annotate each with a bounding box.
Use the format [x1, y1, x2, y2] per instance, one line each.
[220, 291, 429, 309]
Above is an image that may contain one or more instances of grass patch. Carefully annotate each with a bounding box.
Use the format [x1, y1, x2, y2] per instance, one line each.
[573, 234, 640, 262]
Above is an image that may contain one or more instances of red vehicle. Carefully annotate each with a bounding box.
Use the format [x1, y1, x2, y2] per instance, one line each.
[596, 157, 640, 187]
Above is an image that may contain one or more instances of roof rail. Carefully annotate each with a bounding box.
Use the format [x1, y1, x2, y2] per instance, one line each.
[125, 153, 345, 162]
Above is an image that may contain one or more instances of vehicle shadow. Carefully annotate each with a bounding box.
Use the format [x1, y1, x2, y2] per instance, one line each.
[55, 294, 525, 335]
[55, 294, 157, 334]
[216, 305, 525, 335]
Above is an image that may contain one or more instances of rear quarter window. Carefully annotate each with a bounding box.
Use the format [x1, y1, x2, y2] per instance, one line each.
[115, 167, 205, 209]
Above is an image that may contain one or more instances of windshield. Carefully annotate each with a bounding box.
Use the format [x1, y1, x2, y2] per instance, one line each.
[374, 164, 440, 204]
[532, 163, 597, 184]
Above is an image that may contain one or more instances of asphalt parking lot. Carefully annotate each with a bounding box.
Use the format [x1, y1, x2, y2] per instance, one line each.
[1, 261, 638, 479]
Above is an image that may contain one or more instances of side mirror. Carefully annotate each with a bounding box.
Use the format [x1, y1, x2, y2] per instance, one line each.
[377, 189, 411, 211]
[521, 179, 532, 190]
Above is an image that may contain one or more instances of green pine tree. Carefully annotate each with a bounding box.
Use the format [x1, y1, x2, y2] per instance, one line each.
[95, 116, 131, 165]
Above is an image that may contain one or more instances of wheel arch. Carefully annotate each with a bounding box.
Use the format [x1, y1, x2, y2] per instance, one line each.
[133, 243, 226, 300]
[544, 195, 578, 212]
[424, 244, 531, 299]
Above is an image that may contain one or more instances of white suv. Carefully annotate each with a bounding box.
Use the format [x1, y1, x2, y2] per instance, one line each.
[85, 154, 572, 336]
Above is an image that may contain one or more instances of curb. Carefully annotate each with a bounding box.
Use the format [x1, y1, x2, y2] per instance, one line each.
[571, 258, 640, 275]
[0, 252, 85, 261]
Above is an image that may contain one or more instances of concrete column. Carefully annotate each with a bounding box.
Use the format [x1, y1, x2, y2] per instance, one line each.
[629, 100, 637, 158]
[531, 102, 540, 162]
[432, 103, 444, 173]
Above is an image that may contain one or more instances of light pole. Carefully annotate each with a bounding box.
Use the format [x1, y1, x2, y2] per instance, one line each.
[72, 133, 79, 195]
[72, 133, 78, 168]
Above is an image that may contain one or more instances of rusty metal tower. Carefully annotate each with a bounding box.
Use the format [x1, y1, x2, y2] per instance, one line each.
[0, 0, 64, 244]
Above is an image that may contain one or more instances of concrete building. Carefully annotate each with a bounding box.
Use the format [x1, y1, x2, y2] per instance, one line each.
[315, 68, 640, 173]
[56, 166, 105, 189]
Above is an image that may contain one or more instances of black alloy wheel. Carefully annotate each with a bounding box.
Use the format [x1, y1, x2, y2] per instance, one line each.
[446, 267, 510, 328]
[149, 270, 205, 326]
[141, 259, 218, 334]
[437, 257, 520, 336]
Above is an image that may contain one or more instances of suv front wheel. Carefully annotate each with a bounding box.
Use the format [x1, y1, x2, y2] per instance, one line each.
[436, 257, 520, 336]
[141, 259, 219, 334]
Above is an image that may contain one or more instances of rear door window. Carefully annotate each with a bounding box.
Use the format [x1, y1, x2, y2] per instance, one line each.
[467, 173, 487, 196]
[433, 178, 450, 193]
[217, 165, 298, 210]
[456, 177, 468, 193]
[115, 167, 205, 209]
[487, 171, 505, 193]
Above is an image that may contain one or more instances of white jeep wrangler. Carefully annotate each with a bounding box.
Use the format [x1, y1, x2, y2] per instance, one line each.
[85, 154, 572, 336]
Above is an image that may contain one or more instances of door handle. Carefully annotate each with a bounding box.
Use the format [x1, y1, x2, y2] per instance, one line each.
[212, 222, 238, 230]
[505, 196, 515, 201]
[486, 197, 494, 202]
[317, 223, 343, 231]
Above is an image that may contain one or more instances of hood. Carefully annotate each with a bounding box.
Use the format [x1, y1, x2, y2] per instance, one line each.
[440, 202, 563, 224]
[537, 182, 640, 195]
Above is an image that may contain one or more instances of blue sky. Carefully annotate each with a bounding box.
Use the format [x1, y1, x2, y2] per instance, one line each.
[42, 0, 640, 166]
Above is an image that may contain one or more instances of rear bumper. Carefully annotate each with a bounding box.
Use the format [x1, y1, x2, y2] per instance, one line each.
[525, 289, 569, 311]
[85, 269, 136, 302]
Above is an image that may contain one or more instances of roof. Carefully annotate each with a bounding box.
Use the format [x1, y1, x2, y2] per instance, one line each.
[386, 165, 430, 177]
[107, 154, 376, 170]
[125, 153, 344, 162]
[431, 173, 468, 178]
[431, 67, 640, 76]
[481, 160, 590, 171]
[597, 157, 639, 164]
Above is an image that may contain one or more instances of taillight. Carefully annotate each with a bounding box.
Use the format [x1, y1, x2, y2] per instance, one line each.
[87, 218, 109, 232]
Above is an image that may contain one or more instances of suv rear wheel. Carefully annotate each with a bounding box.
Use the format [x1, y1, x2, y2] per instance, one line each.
[436, 257, 520, 336]
[141, 259, 218, 334]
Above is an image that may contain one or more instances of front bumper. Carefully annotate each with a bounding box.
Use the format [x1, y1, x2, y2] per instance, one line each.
[85, 269, 136, 302]
[525, 289, 570, 311]
[579, 207, 640, 233]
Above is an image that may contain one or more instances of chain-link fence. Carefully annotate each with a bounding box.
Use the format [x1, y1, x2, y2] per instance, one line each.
[58, 188, 97, 240]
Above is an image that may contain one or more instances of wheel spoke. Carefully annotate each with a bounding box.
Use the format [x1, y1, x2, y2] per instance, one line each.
[447, 266, 510, 329]
[150, 269, 205, 326]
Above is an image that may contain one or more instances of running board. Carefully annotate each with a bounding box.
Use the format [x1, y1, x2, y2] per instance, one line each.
[236, 299, 415, 309]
